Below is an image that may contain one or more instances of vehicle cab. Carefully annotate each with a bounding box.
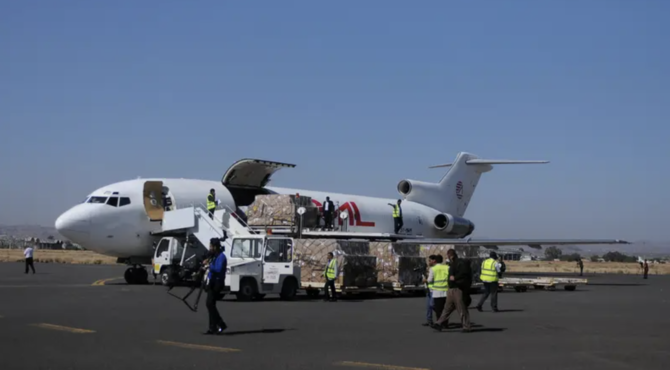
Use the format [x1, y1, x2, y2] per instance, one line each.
[152, 236, 208, 286]
[225, 235, 300, 301]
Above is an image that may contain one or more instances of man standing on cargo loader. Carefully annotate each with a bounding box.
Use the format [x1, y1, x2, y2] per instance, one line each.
[207, 189, 217, 219]
[322, 196, 335, 230]
[388, 199, 403, 234]
[323, 252, 338, 301]
[425, 255, 449, 327]
[432, 249, 472, 332]
[476, 252, 501, 312]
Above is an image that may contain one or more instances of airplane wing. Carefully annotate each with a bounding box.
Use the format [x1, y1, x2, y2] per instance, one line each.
[396, 238, 630, 249]
[222, 159, 296, 188]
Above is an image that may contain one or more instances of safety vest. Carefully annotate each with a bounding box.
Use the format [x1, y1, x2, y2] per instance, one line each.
[325, 259, 337, 280]
[431, 264, 450, 292]
[392, 204, 400, 218]
[206, 194, 216, 210]
[480, 258, 499, 282]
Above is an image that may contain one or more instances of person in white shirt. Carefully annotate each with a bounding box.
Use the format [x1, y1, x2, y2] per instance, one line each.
[24, 245, 36, 274]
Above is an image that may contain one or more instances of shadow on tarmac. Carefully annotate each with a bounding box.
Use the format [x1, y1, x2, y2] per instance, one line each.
[223, 328, 294, 336]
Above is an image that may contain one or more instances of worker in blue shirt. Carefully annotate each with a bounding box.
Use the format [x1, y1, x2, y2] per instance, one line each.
[205, 237, 227, 335]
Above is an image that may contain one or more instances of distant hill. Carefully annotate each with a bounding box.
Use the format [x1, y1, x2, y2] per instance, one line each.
[0, 224, 66, 241]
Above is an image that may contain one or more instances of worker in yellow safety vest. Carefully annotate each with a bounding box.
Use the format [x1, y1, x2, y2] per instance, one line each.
[425, 254, 450, 328]
[476, 251, 501, 312]
[422, 255, 437, 326]
[387, 199, 404, 234]
[207, 189, 217, 219]
[323, 252, 338, 302]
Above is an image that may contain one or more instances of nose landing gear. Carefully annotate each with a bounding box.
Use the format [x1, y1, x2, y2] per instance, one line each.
[124, 265, 149, 285]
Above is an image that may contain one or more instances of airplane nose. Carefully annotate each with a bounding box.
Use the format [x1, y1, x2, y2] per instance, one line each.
[55, 207, 91, 245]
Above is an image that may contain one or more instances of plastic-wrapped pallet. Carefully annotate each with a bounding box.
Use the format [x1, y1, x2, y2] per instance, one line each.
[369, 242, 426, 289]
[293, 239, 377, 288]
[246, 194, 319, 228]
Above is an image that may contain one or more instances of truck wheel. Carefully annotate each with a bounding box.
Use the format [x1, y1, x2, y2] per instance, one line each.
[236, 279, 257, 301]
[280, 278, 298, 300]
[564, 285, 576, 291]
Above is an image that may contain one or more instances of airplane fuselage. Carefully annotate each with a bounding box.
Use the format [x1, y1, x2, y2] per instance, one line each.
[55, 178, 460, 260]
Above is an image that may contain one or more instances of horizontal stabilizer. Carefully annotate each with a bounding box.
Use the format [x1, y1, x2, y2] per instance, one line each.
[429, 159, 549, 169]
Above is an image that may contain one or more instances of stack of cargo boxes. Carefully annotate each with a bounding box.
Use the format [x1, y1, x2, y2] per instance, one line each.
[243, 194, 485, 294]
[293, 239, 377, 293]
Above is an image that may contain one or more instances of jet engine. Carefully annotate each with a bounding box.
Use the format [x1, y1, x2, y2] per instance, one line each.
[397, 179, 438, 200]
[433, 213, 475, 238]
[397, 179, 413, 196]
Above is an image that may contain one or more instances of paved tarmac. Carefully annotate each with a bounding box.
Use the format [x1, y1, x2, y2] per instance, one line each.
[0, 262, 668, 370]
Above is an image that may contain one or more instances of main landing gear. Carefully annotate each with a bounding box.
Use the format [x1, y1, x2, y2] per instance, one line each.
[124, 265, 149, 285]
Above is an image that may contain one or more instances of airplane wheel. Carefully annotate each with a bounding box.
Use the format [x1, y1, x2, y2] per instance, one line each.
[133, 267, 148, 285]
[124, 268, 136, 284]
[125, 267, 148, 285]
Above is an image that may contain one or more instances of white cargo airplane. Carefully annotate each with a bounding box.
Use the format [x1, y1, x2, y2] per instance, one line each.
[55, 152, 628, 284]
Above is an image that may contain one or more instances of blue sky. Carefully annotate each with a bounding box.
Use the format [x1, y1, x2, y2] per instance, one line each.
[1, 0, 668, 241]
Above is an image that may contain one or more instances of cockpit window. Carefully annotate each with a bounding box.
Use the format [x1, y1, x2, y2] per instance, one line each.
[87, 196, 108, 204]
[119, 197, 131, 207]
[106, 197, 119, 207]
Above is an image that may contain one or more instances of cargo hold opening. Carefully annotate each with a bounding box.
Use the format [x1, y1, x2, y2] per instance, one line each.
[226, 185, 273, 207]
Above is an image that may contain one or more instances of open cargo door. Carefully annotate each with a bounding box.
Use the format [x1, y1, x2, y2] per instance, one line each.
[222, 159, 296, 188]
[143, 181, 164, 221]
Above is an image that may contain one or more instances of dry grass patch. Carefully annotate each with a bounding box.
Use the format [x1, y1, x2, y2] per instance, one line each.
[506, 261, 670, 275]
[0, 249, 117, 265]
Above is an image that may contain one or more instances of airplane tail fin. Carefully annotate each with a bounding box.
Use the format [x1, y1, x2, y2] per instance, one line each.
[399, 152, 548, 216]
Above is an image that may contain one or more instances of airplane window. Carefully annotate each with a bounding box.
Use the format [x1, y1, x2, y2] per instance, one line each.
[83, 197, 90, 203]
[106, 197, 119, 207]
[119, 197, 131, 207]
[87, 196, 108, 204]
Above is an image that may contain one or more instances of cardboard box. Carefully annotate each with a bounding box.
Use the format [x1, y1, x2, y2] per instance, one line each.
[246, 194, 319, 228]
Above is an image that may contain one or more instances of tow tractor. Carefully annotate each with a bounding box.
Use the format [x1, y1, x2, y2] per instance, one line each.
[152, 233, 300, 301]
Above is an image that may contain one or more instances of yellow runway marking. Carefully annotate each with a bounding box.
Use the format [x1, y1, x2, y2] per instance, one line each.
[92, 277, 123, 286]
[335, 361, 430, 370]
[32, 323, 95, 334]
[156, 340, 241, 353]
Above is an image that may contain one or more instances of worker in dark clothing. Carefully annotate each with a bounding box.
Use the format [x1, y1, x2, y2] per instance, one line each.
[577, 259, 584, 276]
[643, 260, 649, 279]
[204, 238, 227, 335]
[432, 249, 472, 332]
[387, 199, 403, 234]
[322, 196, 335, 230]
[206, 189, 217, 219]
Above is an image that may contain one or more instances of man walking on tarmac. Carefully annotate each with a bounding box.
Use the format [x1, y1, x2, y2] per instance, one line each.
[432, 249, 472, 332]
[207, 189, 217, 219]
[205, 238, 227, 335]
[476, 251, 502, 312]
[323, 252, 338, 302]
[388, 199, 403, 234]
[422, 255, 437, 326]
[424, 254, 449, 327]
